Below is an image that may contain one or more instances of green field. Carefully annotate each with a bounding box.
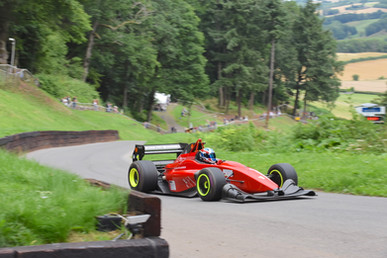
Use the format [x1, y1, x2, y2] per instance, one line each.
[346, 19, 380, 37]
[310, 93, 380, 119]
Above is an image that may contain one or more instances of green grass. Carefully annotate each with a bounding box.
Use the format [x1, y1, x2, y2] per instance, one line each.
[310, 93, 379, 119]
[346, 19, 379, 38]
[0, 149, 128, 247]
[0, 84, 158, 140]
[216, 151, 387, 197]
[171, 104, 222, 128]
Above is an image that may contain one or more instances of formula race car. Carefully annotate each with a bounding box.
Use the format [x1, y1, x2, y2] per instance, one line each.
[128, 139, 316, 202]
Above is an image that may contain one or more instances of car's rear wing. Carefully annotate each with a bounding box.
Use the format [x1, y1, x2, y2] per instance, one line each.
[132, 139, 205, 172]
[132, 143, 189, 172]
[132, 143, 189, 161]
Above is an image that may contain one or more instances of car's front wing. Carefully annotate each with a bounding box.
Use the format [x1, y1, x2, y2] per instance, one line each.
[222, 179, 316, 202]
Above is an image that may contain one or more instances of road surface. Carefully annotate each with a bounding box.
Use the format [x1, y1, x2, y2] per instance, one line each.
[26, 141, 387, 258]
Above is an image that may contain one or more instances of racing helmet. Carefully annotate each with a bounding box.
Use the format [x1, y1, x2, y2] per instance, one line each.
[198, 148, 217, 164]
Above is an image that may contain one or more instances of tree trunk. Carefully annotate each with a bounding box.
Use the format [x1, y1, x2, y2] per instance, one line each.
[293, 86, 300, 117]
[303, 91, 308, 119]
[0, 2, 12, 64]
[265, 40, 275, 129]
[82, 21, 99, 81]
[146, 89, 156, 122]
[218, 87, 224, 107]
[217, 62, 224, 107]
[248, 91, 255, 110]
[236, 87, 242, 119]
[225, 87, 230, 114]
[123, 86, 128, 108]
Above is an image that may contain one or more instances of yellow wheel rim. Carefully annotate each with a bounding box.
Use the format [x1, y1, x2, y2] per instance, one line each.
[197, 174, 210, 196]
[269, 169, 283, 187]
[129, 168, 139, 187]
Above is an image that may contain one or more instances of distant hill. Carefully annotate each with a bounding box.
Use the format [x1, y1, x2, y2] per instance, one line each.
[316, 0, 387, 52]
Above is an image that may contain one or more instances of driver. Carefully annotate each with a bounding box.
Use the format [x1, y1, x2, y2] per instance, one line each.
[198, 148, 217, 164]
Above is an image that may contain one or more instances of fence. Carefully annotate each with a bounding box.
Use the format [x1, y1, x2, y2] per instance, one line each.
[64, 101, 170, 134]
[0, 64, 37, 87]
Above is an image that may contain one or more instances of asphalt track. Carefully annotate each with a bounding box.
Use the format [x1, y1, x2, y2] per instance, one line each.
[26, 141, 387, 258]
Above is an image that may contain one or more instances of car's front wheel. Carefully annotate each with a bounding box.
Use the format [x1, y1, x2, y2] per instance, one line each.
[267, 163, 298, 188]
[128, 160, 158, 192]
[196, 167, 226, 201]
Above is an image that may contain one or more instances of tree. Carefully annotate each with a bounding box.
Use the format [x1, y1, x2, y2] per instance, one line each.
[2, 0, 90, 74]
[0, 1, 13, 64]
[80, 0, 152, 82]
[85, 0, 158, 118]
[289, 0, 343, 117]
[199, 0, 268, 116]
[261, 0, 286, 128]
[145, 0, 209, 121]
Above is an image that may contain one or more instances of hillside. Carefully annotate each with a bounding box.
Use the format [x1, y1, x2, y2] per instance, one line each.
[319, 0, 387, 52]
[0, 82, 158, 140]
[336, 52, 387, 93]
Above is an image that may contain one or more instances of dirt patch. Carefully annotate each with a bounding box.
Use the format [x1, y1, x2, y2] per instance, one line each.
[337, 52, 387, 62]
[331, 4, 387, 15]
[341, 80, 387, 93]
[339, 58, 387, 81]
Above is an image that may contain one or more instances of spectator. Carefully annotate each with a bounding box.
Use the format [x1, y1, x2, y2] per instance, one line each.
[62, 97, 68, 106]
[106, 102, 112, 112]
[72, 96, 77, 109]
[93, 99, 99, 111]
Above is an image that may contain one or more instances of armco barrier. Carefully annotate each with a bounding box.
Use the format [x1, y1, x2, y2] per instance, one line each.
[0, 130, 119, 153]
[0, 237, 169, 258]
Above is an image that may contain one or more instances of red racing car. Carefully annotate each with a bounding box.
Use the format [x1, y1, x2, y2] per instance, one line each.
[128, 139, 316, 202]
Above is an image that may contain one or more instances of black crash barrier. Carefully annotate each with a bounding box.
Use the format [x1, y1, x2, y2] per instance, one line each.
[0, 130, 119, 153]
[0, 238, 169, 258]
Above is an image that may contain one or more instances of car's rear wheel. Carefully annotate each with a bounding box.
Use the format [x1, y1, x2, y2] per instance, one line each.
[128, 160, 158, 192]
[196, 167, 226, 201]
[267, 163, 298, 188]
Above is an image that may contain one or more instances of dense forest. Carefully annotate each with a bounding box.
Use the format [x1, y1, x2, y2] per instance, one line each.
[0, 0, 342, 121]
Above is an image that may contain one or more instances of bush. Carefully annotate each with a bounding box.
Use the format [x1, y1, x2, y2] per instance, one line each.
[199, 117, 386, 155]
[292, 116, 387, 154]
[352, 74, 359, 81]
[36, 74, 100, 103]
[199, 123, 265, 152]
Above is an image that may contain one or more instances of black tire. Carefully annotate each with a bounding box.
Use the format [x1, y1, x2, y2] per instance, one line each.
[128, 160, 158, 192]
[267, 163, 298, 188]
[196, 167, 226, 201]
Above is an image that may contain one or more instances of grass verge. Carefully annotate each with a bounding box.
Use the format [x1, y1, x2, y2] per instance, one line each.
[0, 149, 128, 247]
[217, 151, 387, 197]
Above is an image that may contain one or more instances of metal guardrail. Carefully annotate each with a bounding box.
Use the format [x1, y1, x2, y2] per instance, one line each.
[0, 64, 37, 86]
[64, 102, 170, 134]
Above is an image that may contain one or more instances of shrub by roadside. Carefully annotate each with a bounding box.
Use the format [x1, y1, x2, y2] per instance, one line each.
[197, 117, 386, 155]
